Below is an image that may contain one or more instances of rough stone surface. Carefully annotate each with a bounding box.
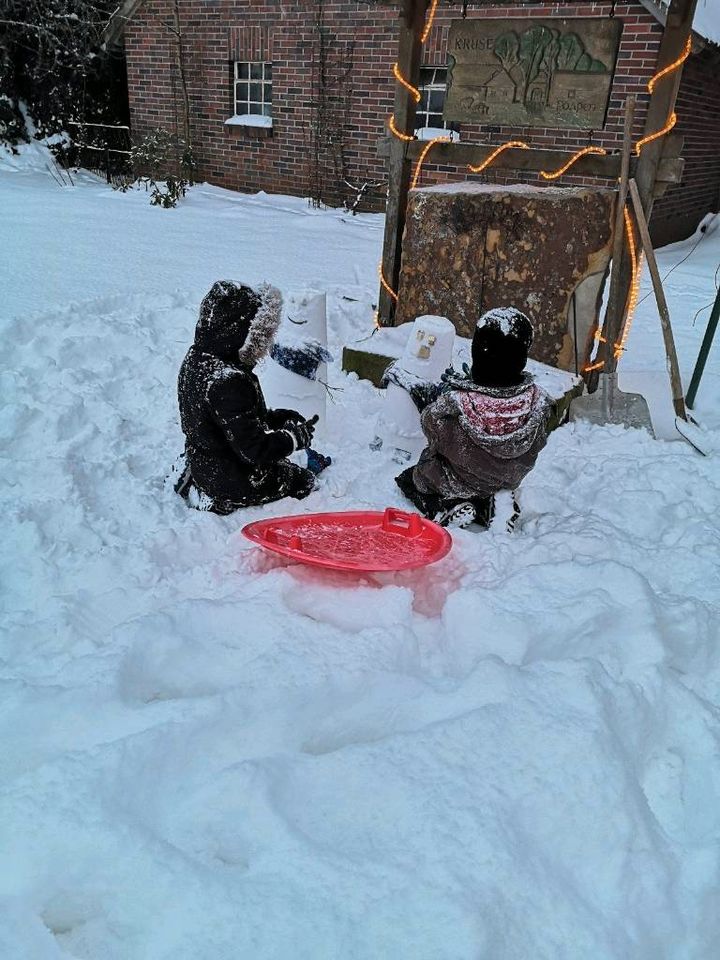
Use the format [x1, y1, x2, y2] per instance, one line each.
[395, 183, 615, 370]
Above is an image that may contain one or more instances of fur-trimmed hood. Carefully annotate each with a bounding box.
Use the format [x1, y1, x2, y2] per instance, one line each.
[194, 280, 283, 367]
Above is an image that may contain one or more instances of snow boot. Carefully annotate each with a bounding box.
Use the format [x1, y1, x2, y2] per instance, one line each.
[436, 501, 476, 529]
[491, 490, 521, 533]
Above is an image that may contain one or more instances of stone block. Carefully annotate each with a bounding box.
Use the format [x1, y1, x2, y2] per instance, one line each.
[395, 182, 615, 371]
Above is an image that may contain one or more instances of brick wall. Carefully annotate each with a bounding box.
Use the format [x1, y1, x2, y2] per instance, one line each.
[124, 1, 719, 241]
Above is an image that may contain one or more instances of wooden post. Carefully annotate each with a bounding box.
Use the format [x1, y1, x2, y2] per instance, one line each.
[628, 178, 688, 421]
[590, 96, 635, 382]
[377, 0, 428, 325]
[600, 0, 698, 370]
[634, 0, 698, 218]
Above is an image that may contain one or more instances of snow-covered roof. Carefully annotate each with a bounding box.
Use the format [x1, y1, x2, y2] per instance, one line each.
[638, 0, 720, 47]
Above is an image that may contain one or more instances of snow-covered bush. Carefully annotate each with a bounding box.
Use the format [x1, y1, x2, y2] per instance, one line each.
[0, 0, 125, 148]
[130, 129, 197, 208]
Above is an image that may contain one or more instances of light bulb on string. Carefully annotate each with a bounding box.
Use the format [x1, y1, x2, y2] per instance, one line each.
[468, 141, 530, 174]
[539, 146, 607, 180]
[411, 136, 451, 191]
[393, 63, 421, 103]
[421, 0, 440, 44]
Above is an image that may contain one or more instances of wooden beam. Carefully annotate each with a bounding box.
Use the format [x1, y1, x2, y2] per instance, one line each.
[377, 139, 685, 184]
[405, 142, 624, 178]
[378, 0, 428, 325]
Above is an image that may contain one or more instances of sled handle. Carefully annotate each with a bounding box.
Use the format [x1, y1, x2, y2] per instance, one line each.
[264, 527, 302, 550]
[382, 508, 423, 537]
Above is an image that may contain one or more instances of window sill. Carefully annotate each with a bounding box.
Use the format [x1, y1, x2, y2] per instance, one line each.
[224, 115, 273, 139]
[415, 127, 460, 142]
[225, 114, 272, 128]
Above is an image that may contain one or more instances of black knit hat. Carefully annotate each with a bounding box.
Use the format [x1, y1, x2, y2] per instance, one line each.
[471, 307, 533, 387]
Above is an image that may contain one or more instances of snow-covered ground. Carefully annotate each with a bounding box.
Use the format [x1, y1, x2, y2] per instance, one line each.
[1, 150, 719, 960]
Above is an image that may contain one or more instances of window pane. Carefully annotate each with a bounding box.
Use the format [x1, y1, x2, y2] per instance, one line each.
[249, 82, 262, 102]
[419, 90, 430, 113]
[419, 68, 434, 85]
[236, 62, 249, 80]
[250, 62, 262, 79]
[429, 89, 445, 113]
[264, 63, 272, 80]
[249, 102, 262, 115]
[434, 69, 447, 84]
[264, 81, 272, 101]
[262, 103, 272, 117]
[427, 113, 444, 128]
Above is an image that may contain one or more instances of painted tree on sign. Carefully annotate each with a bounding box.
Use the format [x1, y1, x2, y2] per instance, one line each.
[492, 26, 609, 108]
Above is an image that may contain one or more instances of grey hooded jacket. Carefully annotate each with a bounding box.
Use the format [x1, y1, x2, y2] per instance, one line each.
[413, 373, 553, 500]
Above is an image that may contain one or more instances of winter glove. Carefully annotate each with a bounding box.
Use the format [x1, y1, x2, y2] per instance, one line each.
[284, 415, 318, 451]
[266, 407, 304, 429]
[381, 361, 443, 413]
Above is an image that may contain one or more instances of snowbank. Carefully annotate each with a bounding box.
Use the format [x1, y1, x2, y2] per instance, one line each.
[1, 163, 719, 959]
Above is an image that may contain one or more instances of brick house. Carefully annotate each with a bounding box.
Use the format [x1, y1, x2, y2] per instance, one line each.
[112, 0, 719, 244]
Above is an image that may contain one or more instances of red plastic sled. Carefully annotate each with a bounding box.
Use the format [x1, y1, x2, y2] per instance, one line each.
[242, 508, 452, 572]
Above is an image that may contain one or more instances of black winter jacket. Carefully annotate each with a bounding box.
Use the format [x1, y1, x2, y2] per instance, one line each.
[178, 282, 302, 503]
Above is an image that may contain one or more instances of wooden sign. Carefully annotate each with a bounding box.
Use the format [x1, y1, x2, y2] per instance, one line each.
[445, 18, 622, 130]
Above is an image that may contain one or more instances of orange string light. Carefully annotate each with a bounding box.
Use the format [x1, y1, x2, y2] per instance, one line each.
[539, 146, 607, 180]
[632, 35, 690, 156]
[378, 262, 398, 303]
[467, 140, 530, 174]
[582, 206, 642, 372]
[388, 114, 416, 143]
[393, 62, 421, 103]
[634, 110, 677, 156]
[411, 136, 451, 190]
[613, 206, 643, 359]
[421, 0, 440, 44]
[648, 36, 692, 94]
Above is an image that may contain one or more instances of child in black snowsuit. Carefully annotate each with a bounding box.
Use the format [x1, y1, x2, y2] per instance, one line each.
[175, 280, 317, 515]
[396, 308, 553, 528]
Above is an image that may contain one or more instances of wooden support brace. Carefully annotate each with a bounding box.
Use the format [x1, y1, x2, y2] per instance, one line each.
[628, 178, 688, 421]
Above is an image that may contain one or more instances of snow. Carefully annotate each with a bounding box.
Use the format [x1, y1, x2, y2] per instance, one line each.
[224, 114, 273, 128]
[415, 126, 460, 142]
[415, 179, 589, 197]
[693, 0, 720, 46]
[1, 150, 720, 959]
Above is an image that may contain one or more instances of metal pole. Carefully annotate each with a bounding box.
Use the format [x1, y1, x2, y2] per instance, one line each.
[686, 284, 720, 409]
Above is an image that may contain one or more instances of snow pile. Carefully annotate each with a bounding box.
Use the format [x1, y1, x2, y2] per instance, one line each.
[1, 165, 719, 959]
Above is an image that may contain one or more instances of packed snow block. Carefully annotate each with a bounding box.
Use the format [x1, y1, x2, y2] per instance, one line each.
[377, 315, 456, 460]
[396, 182, 615, 371]
[262, 289, 330, 437]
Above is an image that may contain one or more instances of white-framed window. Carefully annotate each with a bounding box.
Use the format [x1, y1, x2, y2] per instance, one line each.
[234, 61, 272, 118]
[415, 66, 460, 140]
